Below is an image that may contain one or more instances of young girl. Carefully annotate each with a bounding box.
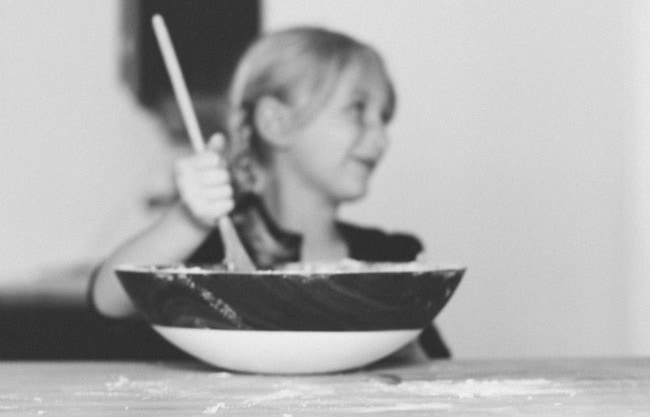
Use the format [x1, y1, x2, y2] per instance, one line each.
[90, 26, 450, 359]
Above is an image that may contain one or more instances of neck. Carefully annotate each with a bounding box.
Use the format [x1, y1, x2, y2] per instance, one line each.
[259, 168, 347, 261]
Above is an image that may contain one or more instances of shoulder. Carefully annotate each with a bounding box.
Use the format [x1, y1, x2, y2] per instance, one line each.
[338, 221, 423, 262]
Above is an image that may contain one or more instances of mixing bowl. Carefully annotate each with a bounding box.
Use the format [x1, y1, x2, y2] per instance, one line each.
[115, 261, 464, 374]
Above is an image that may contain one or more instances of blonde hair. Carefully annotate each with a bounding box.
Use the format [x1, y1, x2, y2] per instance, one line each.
[226, 26, 395, 171]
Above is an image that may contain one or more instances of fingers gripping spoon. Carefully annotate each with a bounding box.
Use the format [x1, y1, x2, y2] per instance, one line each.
[152, 14, 256, 272]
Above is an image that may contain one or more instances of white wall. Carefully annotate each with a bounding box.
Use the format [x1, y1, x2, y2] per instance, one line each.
[0, 0, 646, 358]
[0, 1, 175, 282]
[264, 0, 637, 358]
[629, 0, 650, 356]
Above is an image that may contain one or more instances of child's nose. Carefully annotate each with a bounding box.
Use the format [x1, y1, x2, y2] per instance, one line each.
[359, 123, 389, 157]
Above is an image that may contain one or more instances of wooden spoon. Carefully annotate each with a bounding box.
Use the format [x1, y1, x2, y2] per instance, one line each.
[151, 14, 256, 272]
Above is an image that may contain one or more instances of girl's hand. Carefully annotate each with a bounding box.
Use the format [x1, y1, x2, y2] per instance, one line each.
[175, 133, 235, 228]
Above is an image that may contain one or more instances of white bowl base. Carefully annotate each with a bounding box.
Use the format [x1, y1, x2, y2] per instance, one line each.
[153, 326, 421, 374]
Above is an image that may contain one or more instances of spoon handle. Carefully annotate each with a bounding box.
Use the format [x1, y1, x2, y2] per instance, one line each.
[152, 14, 256, 271]
[218, 216, 256, 271]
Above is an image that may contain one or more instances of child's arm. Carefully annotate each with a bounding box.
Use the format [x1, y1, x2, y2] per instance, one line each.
[91, 136, 234, 318]
[91, 203, 212, 318]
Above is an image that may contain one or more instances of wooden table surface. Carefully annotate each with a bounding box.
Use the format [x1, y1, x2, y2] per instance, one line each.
[1, 357, 648, 416]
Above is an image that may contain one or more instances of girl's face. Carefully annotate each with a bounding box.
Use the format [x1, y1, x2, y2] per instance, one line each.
[281, 63, 392, 203]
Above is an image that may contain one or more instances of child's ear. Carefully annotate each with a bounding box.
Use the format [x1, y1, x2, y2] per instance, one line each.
[253, 96, 293, 148]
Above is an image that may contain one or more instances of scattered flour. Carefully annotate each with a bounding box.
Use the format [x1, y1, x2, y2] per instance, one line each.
[103, 375, 174, 398]
[243, 384, 336, 405]
[236, 377, 578, 413]
[91, 373, 578, 414]
[203, 402, 226, 414]
[367, 378, 578, 398]
[105, 375, 130, 390]
[345, 402, 453, 413]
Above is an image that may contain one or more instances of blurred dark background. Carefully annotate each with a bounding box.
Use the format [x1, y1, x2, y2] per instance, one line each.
[122, 0, 260, 144]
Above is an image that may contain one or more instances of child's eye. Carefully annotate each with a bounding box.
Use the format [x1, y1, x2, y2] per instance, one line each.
[348, 101, 366, 119]
[351, 100, 365, 112]
[346, 96, 391, 125]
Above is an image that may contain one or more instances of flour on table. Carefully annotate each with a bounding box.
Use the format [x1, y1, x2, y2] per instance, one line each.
[345, 402, 453, 412]
[105, 375, 130, 390]
[368, 378, 578, 398]
[233, 377, 578, 413]
[82, 373, 579, 414]
[203, 402, 226, 414]
[243, 383, 336, 405]
[103, 375, 174, 398]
